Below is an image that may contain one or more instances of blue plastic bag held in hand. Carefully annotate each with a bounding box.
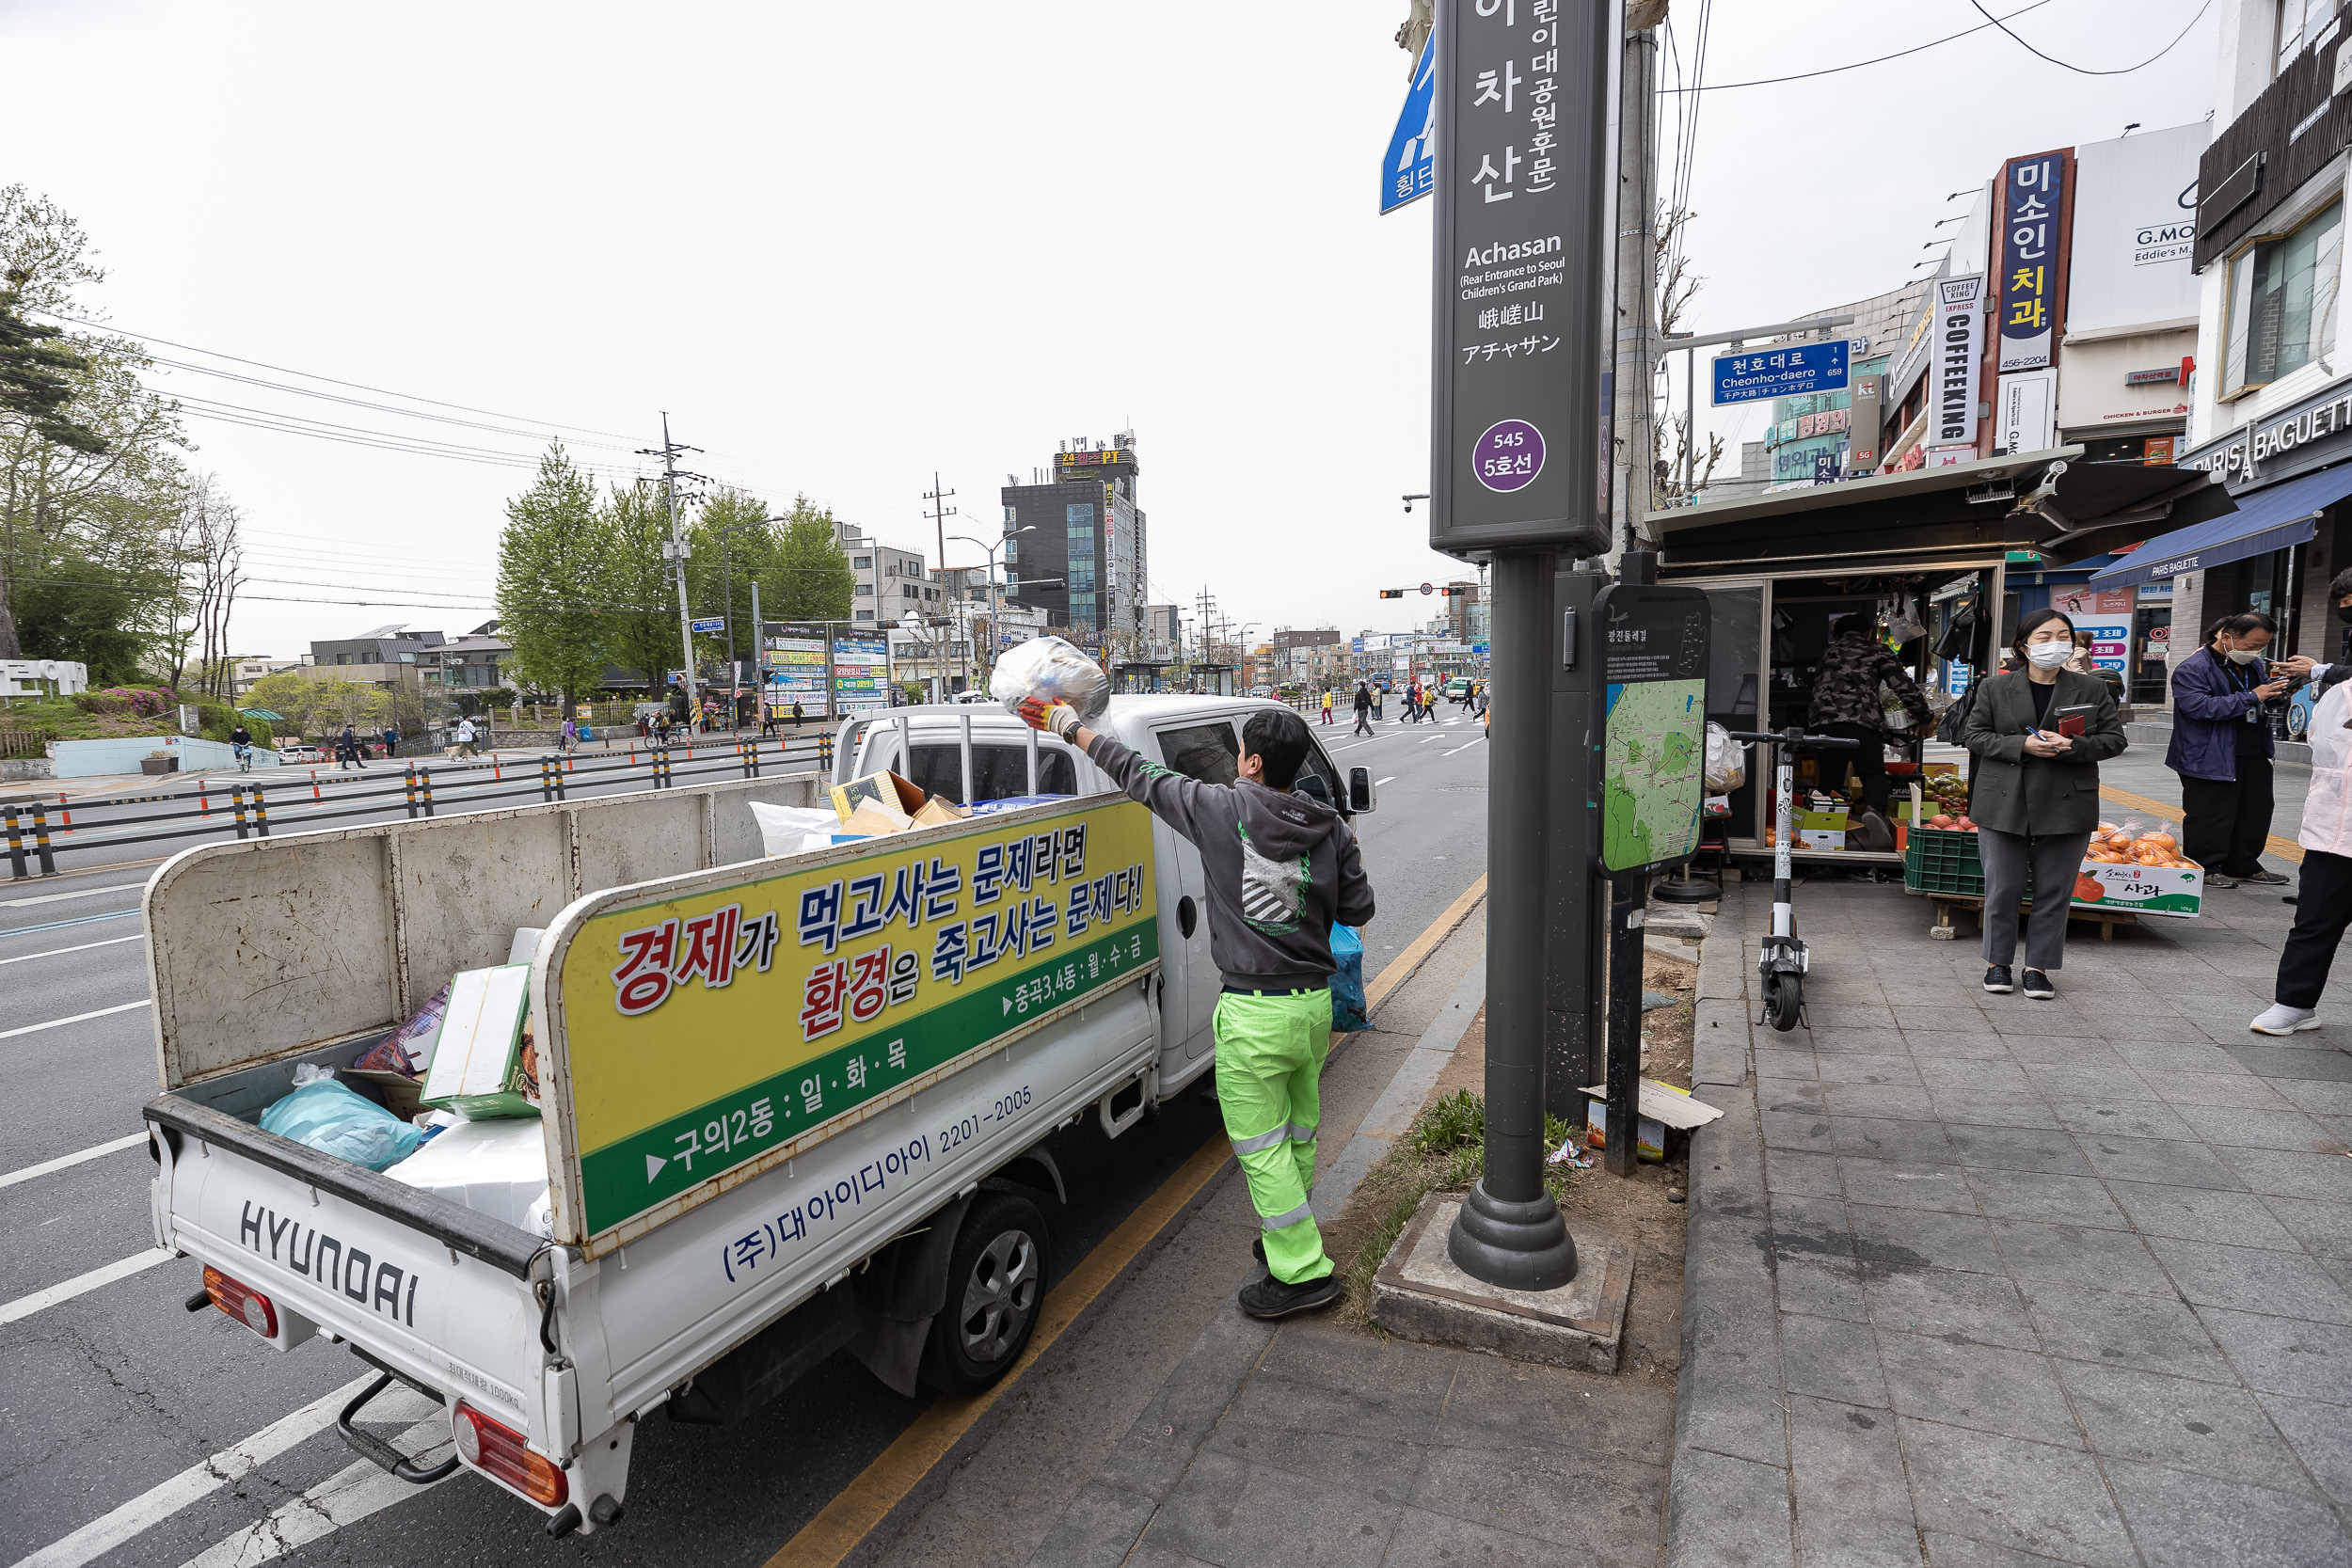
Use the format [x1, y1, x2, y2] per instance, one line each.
[1329, 924, 1369, 1033]
[260, 1064, 426, 1172]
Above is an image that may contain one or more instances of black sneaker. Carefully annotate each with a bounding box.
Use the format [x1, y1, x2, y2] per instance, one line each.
[2240, 869, 2291, 885]
[2022, 970, 2056, 999]
[1238, 1272, 1342, 1320]
[1984, 965, 2014, 994]
[2206, 873, 2240, 888]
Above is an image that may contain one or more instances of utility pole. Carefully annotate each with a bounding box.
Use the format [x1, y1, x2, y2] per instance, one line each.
[1610, 22, 1661, 562]
[640, 414, 707, 718]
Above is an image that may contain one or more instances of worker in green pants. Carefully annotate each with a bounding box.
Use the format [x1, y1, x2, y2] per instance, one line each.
[1021, 698, 1375, 1319]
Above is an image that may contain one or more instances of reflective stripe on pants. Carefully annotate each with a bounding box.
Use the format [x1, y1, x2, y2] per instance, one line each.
[1214, 988, 1333, 1284]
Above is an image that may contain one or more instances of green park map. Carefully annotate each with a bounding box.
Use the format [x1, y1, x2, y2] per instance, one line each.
[1603, 678, 1706, 873]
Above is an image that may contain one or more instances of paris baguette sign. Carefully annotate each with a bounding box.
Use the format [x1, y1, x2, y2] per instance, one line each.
[2177, 372, 2352, 488]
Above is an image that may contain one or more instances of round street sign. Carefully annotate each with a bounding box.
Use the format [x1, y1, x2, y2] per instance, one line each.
[1420, 582, 1435, 595]
[1471, 419, 1546, 494]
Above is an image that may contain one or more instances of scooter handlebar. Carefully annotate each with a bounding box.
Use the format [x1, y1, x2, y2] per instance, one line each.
[1724, 730, 1863, 750]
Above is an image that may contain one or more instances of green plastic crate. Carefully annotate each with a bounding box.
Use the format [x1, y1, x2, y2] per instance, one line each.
[1905, 827, 2040, 901]
[1904, 827, 1988, 896]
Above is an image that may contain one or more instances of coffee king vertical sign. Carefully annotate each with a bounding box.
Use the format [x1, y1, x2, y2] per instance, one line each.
[1933, 275, 1985, 449]
[1428, 0, 1613, 558]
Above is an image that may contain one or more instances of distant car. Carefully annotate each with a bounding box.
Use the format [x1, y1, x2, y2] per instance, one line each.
[277, 742, 323, 764]
[950, 690, 993, 705]
[1444, 677, 1473, 699]
[1249, 685, 1272, 698]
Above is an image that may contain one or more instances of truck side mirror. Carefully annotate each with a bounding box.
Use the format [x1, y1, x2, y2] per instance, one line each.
[1347, 767, 1377, 815]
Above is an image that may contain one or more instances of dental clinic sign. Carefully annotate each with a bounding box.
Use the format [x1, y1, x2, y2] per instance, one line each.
[2178, 374, 2352, 489]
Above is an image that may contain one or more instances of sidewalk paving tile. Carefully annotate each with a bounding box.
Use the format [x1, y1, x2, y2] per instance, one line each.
[1670, 869, 2352, 1568]
[2053, 1360, 2317, 1494]
[1898, 1418, 2137, 1566]
[2098, 1458, 2352, 1568]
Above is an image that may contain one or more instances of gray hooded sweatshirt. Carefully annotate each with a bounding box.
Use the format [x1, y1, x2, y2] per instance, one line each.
[1083, 732, 1375, 990]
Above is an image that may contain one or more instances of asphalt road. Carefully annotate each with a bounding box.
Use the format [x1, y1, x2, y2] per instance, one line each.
[6, 732, 832, 879]
[0, 705, 1488, 1568]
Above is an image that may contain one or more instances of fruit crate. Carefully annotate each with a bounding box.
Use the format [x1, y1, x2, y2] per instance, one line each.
[1904, 827, 1999, 897]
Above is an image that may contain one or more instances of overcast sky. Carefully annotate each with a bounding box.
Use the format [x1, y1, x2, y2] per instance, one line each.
[3, 0, 2221, 660]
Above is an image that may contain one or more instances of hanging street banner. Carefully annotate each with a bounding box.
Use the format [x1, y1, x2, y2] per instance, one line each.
[1427, 0, 1613, 557]
[1999, 149, 2071, 372]
[1592, 583, 1709, 876]
[546, 799, 1161, 1249]
[1709, 340, 1849, 406]
[1931, 274, 1986, 448]
[1382, 36, 1437, 214]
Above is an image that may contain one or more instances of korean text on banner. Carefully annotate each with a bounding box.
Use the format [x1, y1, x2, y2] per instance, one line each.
[1999, 150, 2068, 372]
[547, 799, 1160, 1249]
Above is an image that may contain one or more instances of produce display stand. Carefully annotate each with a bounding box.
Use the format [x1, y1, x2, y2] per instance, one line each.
[1900, 794, 2178, 942]
[1915, 890, 2141, 943]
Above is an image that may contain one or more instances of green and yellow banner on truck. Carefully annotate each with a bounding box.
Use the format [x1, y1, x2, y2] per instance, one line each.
[543, 798, 1159, 1250]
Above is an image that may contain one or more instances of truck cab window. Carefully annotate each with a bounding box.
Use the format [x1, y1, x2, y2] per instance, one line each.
[1291, 743, 1340, 810]
[907, 744, 1075, 805]
[1155, 722, 1240, 785]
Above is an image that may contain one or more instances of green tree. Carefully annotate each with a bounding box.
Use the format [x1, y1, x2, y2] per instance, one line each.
[1, 187, 193, 666]
[313, 678, 387, 731]
[771, 494, 854, 622]
[496, 443, 611, 708]
[688, 486, 777, 666]
[601, 478, 682, 690]
[245, 672, 323, 735]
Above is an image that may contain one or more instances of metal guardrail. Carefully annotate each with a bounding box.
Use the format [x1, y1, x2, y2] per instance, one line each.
[3, 732, 835, 880]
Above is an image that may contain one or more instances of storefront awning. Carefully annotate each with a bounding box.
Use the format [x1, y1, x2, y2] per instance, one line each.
[1649, 446, 2237, 574]
[2085, 460, 2352, 589]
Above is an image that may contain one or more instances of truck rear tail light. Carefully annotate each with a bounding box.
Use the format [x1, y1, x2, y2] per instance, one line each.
[201, 1266, 278, 1338]
[452, 1402, 568, 1508]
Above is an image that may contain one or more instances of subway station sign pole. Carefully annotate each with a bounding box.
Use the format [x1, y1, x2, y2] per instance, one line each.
[1428, 0, 1620, 1291]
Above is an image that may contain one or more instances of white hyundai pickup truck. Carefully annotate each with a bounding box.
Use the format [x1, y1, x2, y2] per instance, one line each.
[143, 696, 1373, 1536]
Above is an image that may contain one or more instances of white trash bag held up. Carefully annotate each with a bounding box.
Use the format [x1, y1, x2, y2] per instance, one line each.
[989, 635, 1110, 725]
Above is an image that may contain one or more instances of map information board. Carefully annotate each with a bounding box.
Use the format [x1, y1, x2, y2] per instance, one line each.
[1595, 585, 1710, 875]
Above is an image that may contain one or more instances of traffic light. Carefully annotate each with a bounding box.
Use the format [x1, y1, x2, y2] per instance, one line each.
[1378, 589, 1406, 599]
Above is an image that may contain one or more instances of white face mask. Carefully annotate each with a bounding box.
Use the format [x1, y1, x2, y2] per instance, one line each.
[2226, 646, 2263, 665]
[2026, 642, 2072, 670]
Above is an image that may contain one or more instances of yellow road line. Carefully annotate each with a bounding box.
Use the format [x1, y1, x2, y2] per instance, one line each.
[2098, 784, 2304, 865]
[762, 875, 1489, 1568]
[763, 1133, 1229, 1567]
[1364, 873, 1488, 1019]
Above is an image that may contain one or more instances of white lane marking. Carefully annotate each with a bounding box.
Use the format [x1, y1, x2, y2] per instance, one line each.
[1327, 737, 1383, 752]
[1442, 736, 1488, 756]
[0, 1248, 173, 1326]
[0, 1132, 148, 1191]
[1374, 777, 1397, 786]
[0, 882, 146, 910]
[0, 932, 147, 967]
[0, 1000, 151, 1041]
[177, 1417, 461, 1568]
[1420, 736, 1444, 744]
[8, 1375, 387, 1568]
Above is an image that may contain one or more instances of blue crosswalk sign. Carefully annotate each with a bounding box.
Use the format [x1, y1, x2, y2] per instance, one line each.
[1381, 38, 1436, 215]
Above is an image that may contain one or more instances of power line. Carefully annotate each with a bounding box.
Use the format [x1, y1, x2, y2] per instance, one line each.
[29, 309, 637, 440]
[1966, 0, 2215, 76]
[1660, 0, 2059, 92]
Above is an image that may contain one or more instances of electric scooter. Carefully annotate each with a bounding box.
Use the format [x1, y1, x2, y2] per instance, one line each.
[1727, 725, 1861, 1032]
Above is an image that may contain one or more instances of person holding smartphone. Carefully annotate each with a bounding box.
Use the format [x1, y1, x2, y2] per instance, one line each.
[2249, 569, 2352, 1034]
[1962, 608, 2130, 998]
[2169, 611, 2293, 888]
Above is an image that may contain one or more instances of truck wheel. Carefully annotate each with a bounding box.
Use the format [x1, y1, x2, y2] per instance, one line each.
[919, 1193, 1050, 1395]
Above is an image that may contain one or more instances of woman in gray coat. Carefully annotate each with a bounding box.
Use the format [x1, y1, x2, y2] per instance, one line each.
[1961, 608, 2129, 998]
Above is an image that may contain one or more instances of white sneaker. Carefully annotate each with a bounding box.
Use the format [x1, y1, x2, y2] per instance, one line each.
[2250, 1005, 2323, 1036]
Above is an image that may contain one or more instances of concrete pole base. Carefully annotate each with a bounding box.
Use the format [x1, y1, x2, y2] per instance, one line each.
[1384, 1195, 1629, 1371]
[1445, 1178, 1581, 1291]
